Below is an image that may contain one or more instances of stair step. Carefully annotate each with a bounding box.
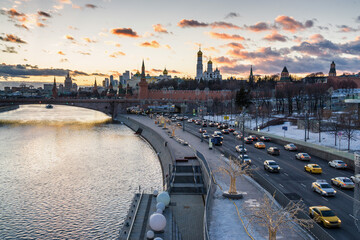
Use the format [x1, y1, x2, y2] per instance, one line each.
[174, 172, 202, 176]
[171, 183, 204, 188]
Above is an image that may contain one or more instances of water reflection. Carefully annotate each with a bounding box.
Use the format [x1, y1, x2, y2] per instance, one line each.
[0, 105, 162, 239]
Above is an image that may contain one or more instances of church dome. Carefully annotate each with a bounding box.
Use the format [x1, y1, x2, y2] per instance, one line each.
[197, 49, 202, 57]
[163, 68, 168, 75]
[208, 59, 212, 64]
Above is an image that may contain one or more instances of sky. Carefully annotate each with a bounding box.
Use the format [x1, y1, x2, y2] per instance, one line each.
[0, 0, 360, 86]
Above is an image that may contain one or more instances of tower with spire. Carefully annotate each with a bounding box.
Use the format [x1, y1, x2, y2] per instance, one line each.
[329, 61, 336, 77]
[64, 71, 72, 92]
[280, 66, 290, 82]
[138, 60, 149, 99]
[249, 65, 254, 87]
[196, 46, 203, 80]
[52, 76, 58, 98]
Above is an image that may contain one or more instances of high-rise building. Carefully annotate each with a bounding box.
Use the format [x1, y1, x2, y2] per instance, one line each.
[64, 72, 72, 92]
[329, 61, 336, 77]
[110, 75, 114, 86]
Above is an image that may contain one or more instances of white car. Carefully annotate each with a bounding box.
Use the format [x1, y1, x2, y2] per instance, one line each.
[238, 154, 252, 165]
[328, 160, 347, 169]
[235, 145, 247, 153]
[312, 180, 336, 197]
[350, 174, 360, 184]
[331, 177, 355, 189]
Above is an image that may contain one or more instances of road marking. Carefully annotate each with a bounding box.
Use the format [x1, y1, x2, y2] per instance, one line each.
[349, 214, 359, 221]
[279, 184, 284, 188]
[283, 172, 289, 176]
[301, 183, 306, 188]
[322, 197, 328, 201]
[265, 173, 269, 177]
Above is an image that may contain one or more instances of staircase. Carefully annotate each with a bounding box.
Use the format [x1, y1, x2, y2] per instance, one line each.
[170, 158, 205, 194]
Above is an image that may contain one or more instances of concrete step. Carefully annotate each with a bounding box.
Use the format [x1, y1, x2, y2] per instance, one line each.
[174, 175, 203, 184]
[171, 183, 204, 188]
[174, 172, 202, 176]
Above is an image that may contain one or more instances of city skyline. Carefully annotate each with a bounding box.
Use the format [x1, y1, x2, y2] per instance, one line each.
[1, 0, 360, 85]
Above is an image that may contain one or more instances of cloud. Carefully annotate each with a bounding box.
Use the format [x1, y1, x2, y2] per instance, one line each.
[225, 12, 240, 19]
[178, 19, 208, 28]
[227, 47, 284, 60]
[78, 51, 91, 55]
[308, 34, 324, 43]
[57, 51, 65, 55]
[263, 31, 287, 42]
[291, 40, 340, 57]
[164, 44, 171, 49]
[153, 24, 168, 33]
[357, 16, 360, 23]
[85, 4, 97, 9]
[109, 51, 126, 58]
[105, 41, 121, 47]
[0, 63, 78, 78]
[337, 25, 358, 32]
[177, 19, 240, 29]
[83, 37, 96, 43]
[2, 46, 17, 54]
[72, 4, 81, 9]
[222, 42, 245, 49]
[275, 15, 313, 32]
[203, 47, 219, 53]
[0, 34, 27, 44]
[37, 11, 51, 18]
[210, 21, 241, 29]
[37, 22, 46, 27]
[15, 24, 29, 30]
[208, 32, 245, 40]
[60, 58, 68, 62]
[213, 56, 237, 66]
[60, 0, 72, 4]
[64, 34, 75, 40]
[139, 40, 160, 48]
[7, 8, 25, 17]
[110, 28, 139, 37]
[245, 22, 272, 32]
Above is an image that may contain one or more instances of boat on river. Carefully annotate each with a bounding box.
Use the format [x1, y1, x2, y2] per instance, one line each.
[45, 104, 53, 109]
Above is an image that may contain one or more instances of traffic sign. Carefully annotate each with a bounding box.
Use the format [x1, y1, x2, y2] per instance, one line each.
[224, 116, 229, 120]
[282, 126, 288, 131]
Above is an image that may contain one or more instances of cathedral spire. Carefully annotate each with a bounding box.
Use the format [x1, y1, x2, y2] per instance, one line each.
[141, 59, 146, 81]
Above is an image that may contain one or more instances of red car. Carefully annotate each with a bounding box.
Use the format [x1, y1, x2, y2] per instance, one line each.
[228, 128, 235, 132]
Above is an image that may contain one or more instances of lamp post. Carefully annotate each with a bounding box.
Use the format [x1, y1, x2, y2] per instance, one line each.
[304, 109, 308, 142]
[181, 102, 186, 132]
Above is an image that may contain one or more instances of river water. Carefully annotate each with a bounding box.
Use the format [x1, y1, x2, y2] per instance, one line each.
[0, 105, 162, 239]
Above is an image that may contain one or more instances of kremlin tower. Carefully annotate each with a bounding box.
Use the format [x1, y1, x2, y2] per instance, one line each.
[329, 61, 336, 77]
[196, 46, 203, 80]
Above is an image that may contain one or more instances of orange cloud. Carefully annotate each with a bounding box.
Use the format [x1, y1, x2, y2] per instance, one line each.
[263, 31, 287, 42]
[60, 0, 72, 4]
[204, 47, 219, 53]
[178, 19, 208, 28]
[164, 44, 171, 49]
[85, 4, 97, 9]
[222, 42, 244, 49]
[65, 35, 74, 40]
[208, 32, 245, 41]
[36, 22, 46, 27]
[213, 56, 237, 66]
[57, 51, 65, 55]
[309, 34, 324, 43]
[140, 40, 160, 48]
[153, 24, 168, 33]
[109, 51, 126, 58]
[0, 34, 27, 44]
[275, 15, 313, 33]
[83, 37, 96, 43]
[210, 21, 241, 29]
[110, 28, 139, 38]
[37, 11, 51, 18]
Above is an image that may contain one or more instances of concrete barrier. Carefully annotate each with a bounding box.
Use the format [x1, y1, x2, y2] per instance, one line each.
[247, 129, 356, 170]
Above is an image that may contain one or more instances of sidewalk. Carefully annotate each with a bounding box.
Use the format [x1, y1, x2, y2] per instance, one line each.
[123, 115, 312, 240]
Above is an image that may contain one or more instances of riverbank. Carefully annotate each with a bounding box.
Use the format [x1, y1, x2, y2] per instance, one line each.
[0, 105, 19, 113]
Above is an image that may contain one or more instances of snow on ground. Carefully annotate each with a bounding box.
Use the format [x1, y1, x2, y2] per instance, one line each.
[203, 114, 360, 152]
[262, 122, 360, 152]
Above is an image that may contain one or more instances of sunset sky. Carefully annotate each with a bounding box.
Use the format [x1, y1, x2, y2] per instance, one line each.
[1, 0, 360, 85]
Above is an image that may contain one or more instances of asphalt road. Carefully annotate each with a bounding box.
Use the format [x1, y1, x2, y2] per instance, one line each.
[183, 120, 359, 240]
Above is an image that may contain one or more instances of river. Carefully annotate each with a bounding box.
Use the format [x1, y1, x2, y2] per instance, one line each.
[0, 105, 162, 239]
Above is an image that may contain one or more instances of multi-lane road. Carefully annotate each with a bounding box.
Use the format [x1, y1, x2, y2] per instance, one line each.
[183, 120, 359, 240]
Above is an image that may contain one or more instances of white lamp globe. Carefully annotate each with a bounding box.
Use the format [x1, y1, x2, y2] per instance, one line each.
[156, 208, 163, 214]
[146, 230, 155, 239]
[149, 213, 166, 232]
[154, 238, 163, 240]
[153, 190, 159, 196]
[156, 192, 170, 207]
[156, 202, 165, 211]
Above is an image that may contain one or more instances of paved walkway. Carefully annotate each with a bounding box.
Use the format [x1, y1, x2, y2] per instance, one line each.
[122, 115, 312, 240]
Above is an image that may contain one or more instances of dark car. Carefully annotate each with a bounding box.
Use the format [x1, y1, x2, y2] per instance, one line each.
[217, 124, 223, 129]
[202, 122, 207, 127]
[221, 129, 230, 134]
[249, 135, 258, 141]
[209, 122, 215, 127]
[267, 147, 280, 156]
[260, 136, 271, 142]
[228, 128, 235, 132]
[244, 137, 253, 144]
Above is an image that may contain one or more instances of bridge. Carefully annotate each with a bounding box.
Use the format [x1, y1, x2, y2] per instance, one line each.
[0, 98, 202, 119]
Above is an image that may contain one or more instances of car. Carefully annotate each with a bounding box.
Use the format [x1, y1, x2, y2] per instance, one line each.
[202, 133, 210, 139]
[244, 137, 253, 144]
[350, 174, 360, 184]
[187, 119, 193, 123]
[209, 122, 215, 127]
[249, 135, 258, 141]
[214, 131, 223, 136]
[199, 128, 206, 133]
[305, 164, 322, 174]
[228, 128, 235, 132]
[233, 131, 239, 136]
[217, 124, 223, 129]
[254, 142, 266, 149]
[284, 143, 297, 151]
[236, 134, 243, 140]
[260, 136, 271, 142]
[309, 206, 341, 228]
[267, 147, 280, 155]
[311, 180, 336, 196]
[238, 154, 252, 165]
[177, 122, 182, 127]
[328, 160, 347, 169]
[331, 177, 355, 189]
[202, 122, 207, 127]
[295, 153, 311, 161]
[221, 124, 228, 129]
[235, 145, 247, 153]
[264, 160, 280, 172]
[221, 129, 230, 134]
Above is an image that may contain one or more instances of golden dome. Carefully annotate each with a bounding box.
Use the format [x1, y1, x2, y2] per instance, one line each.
[163, 68, 168, 75]
[197, 50, 202, 56]
[208, 59, 212, 64]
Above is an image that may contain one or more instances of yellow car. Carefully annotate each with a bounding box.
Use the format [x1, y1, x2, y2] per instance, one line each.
[309, 206, 341, 228]
[304, 164, 322, 174]
[254, 142, 266, 149]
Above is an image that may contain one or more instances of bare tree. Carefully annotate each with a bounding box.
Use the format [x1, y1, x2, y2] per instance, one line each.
[341, 110, 357, 150]
[217, 157, 251, 196]
[327, 113, 342, 146]
[248, 193, 313, 240]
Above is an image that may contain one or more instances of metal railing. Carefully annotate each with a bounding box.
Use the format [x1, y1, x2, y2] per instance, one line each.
[126, 190, 144, 240]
